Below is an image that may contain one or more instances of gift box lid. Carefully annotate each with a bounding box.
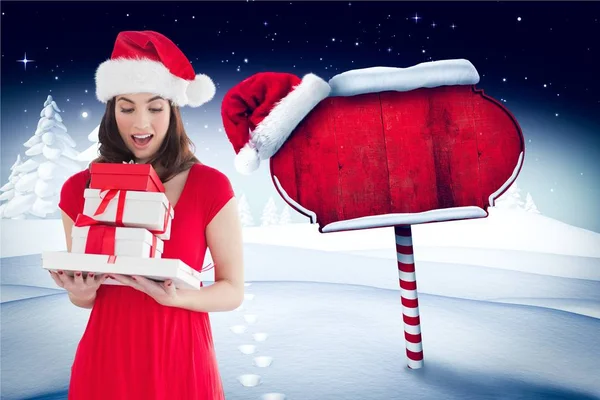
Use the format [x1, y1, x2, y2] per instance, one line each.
[72, 225, 164, 253]
[84, 189, 175, 219]
[90, 163, 165, 192]
[42, 251, 201, 290]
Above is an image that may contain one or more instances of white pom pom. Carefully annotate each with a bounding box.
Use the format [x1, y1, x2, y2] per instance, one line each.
[234, 144, 261, 175]
[186, 74, 216, 107]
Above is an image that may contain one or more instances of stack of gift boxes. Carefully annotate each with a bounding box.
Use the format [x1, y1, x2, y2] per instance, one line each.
[42, 162, 202, 290]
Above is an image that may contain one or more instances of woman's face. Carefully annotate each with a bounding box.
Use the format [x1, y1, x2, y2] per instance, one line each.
[114, 93, 171, 163]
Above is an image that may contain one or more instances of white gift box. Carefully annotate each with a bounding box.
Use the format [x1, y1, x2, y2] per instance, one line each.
[83, 189, 174, 240]
[42, 251, 202, 290]
[71, 226, 164, 258]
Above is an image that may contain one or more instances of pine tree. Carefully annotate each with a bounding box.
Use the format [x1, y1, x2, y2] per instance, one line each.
[260, 196, 279, 226]
[279, 205, 292, 225]
[524, 192, 540, 214]
[0, 95, 83, 219]
[495, 182, 525, 210]
[0, 155, 25, 218]
[237, 193, 255, 227]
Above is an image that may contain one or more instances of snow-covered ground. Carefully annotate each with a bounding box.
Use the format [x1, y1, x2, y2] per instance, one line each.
[1, 208, 599, 399]
[240, 207, 600, 258]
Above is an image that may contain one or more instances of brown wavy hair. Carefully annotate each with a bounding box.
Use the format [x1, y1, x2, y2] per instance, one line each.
[91, 97, 199, 183]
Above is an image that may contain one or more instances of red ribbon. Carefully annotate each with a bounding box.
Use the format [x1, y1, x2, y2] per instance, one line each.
[201, 263, 215, 272]
[74, 188, 164, 258]
[149, 235, 157, 257]
[95, 189, 171, 236]
[94, 189, 126, 226]
[74, 214, 116, 255]
[149, 204, 172, 236]
[74, 213, 159, 258]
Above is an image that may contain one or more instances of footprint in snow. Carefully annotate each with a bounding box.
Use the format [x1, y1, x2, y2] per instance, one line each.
[230, 325, 246, 334]
[254, 356, 273, 368]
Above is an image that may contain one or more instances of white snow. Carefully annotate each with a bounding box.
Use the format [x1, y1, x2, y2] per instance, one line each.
[328, 59, 480, 97]
[254, 356, 273, 368]
[1, 220, 67, 258]
[321, 206, 488, 232]
[15, 159, 39, 173]
[0, 189, 14, 201]
[77, 124, 100, 163]
[2, 193, 36, 218]
[524, 192, 540, 213]
[88, 124, 99, 142]
[1, 280, 599, 399]
[0, 218, 598, 400]
[238, 193, 255, 227]
[278, 206, 292, 225]
[14, 172, 37, 193]
[239, 207, 600, 259]
[25, 142, 44, 156]
[24, 135, 41, 148]
[2, 206, 600, 264]
[261, 196, 280, 227]
[1, 284, 63, 303]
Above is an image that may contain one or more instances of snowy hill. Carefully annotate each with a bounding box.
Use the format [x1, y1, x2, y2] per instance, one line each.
[2, 208, 600, 399]
[76, 124, 100, 163]
[2, 207, 599, 264]
[241, 207, 600, 258]
[1, 220, 69, 258]
[2, 282, 599, 400]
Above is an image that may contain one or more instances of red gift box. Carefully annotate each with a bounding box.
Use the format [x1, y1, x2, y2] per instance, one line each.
[90, 163, 165, 192]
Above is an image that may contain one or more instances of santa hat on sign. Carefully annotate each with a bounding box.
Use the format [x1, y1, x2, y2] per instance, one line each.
[221, 72, 331, 174]
[95, 31, 215, 107]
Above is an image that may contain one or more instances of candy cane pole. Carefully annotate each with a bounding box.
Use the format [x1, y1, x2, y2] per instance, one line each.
[394, 225, 424, 369]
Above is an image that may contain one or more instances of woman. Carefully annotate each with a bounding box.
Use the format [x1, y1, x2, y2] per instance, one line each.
[49, 31, 244, 399]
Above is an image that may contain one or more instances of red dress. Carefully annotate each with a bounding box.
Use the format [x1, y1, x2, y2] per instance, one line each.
[58, 163, 234, 400]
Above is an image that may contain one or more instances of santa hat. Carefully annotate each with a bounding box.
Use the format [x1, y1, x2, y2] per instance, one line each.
[221, 72, 331, 175]
[95, 30, 215, 107]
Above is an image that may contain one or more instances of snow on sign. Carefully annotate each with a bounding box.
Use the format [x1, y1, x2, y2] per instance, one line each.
[222, 58, 526, 370]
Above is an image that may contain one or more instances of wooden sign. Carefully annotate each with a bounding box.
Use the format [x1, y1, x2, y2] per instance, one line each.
[270, 85, 525, 233]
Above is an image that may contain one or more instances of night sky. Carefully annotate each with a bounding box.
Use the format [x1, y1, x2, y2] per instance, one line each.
[1, 1, 599, 232]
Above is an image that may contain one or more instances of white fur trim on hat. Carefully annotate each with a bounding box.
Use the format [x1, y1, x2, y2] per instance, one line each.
[235, 73, 330, 175]
[95, 58, 215, 107]
[186, 74, 216, 107]
[234, 143, 261, 175]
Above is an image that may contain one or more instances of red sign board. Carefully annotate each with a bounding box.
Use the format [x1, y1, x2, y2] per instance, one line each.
[270, 85, 525, 233]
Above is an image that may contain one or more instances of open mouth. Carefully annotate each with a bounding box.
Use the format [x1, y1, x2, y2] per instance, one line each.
[131, 134, 154, 147]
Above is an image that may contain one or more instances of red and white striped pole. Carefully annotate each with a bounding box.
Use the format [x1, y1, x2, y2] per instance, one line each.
[394, 225, 424, 369]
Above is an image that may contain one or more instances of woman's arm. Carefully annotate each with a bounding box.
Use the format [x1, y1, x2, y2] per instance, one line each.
[173, 197, 245, 312]
[58, 211, 99, 309]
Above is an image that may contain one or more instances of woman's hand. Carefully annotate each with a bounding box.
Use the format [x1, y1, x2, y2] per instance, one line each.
[49, 270, 107, 301]
[110, 275, 178, 307]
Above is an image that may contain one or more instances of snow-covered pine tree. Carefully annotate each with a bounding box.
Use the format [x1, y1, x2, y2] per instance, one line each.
[0, 155, 25, 218]
[494, 182, 525, 210]
[77, 124, 100, 165]
[1, 95, 83, 219]
[278, 205, 292, 225]
[237, 193, 255, 227]
[524, 192, 540, 214]
[260, 196, 279, 227]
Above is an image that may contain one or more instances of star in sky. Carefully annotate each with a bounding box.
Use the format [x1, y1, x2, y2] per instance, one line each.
[16, 53, 34, 70]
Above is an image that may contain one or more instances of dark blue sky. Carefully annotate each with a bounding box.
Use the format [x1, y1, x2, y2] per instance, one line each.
[1, 1, 599, 233]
